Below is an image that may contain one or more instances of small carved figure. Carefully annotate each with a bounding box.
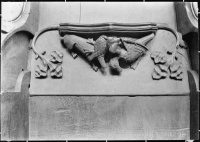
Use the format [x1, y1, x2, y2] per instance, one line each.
[108, 34, 154, 73]
[109, 57, 122, 73]
[87, 35, 108, 71]
[121, 42, 147, 64]
[60, 34, 98, 71]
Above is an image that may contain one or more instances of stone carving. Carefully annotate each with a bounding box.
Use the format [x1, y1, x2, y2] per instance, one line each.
[169, 63, 183, 80]
[50, 51, 63, 63]
[150, 51, 167, 64]
[60, 34, 98, 71]
[151, 52, 168, 79]
[31, 23, 182, 78]
[87, 35, 108, 71]
[35, 51, 63, 78]
[61, 34, 154, 74]
[152, 64, 168, 80]
[35, 63, 48, 78]
[49, 51, 63, 78]
[151, 51, 183, 80]
[108, 33, 155, 73]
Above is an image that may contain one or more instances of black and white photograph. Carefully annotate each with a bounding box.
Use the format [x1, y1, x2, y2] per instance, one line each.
[1, 1, 199, 141]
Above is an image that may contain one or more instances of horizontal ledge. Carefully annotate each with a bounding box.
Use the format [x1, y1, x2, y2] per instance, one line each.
[29, 94, 189, 97]
[59, 22, 158, 27]
[58, 22, 162, 36]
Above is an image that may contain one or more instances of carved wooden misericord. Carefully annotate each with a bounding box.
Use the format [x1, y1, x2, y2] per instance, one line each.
[31, 23, 185, 80]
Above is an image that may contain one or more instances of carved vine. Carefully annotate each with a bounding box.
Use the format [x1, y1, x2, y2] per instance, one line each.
[151, 51, 183, 80]
[35, 51, 63, 78]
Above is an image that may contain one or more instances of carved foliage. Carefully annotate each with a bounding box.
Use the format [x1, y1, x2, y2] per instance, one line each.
[49, 51, 63, 78]
[35, 51, 63, 78]
[151, 51, 183, 80]
[169, 63, 183, 80]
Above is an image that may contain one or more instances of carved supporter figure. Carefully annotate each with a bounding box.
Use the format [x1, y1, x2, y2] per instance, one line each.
[87, 35, 109, 72]
[61, 34, 158, 75]
[108, 33, 155, 73]
[60, 34, 99, 71]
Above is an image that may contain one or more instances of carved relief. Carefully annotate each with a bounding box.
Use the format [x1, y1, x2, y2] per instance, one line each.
[31, 23, 183, 79]
[151, 51, 183, 80]
[60, 35, 98, 71]
[108, 34, 154, 73]
[35, 51, 63, 78]
[169, 63, 183, 80]
[87, 35, 108, 71]
[49, 51, 63, 78]
[61, 34, 155, 74]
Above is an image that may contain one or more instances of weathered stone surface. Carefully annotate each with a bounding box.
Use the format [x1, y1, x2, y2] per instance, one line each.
[38, 2, 80, 30]
[1, 92, 29, 140]
[80, 2, 177, 31]
[2, 32, 31, 92]
[29, 96, 189, 140]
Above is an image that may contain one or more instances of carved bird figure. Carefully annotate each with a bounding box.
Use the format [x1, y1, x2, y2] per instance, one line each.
[109, 33, 155, 72]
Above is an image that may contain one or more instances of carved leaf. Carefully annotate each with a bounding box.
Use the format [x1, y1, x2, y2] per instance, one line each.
[151, 51, 183, 81]
[50, 64, 62, 78]
[152, 64, 168, 80]
[35, 51, 46, 60]
[35, 63, 48, 78]
[50, 51, 63, 63]
[35, 50, 63, 78]
[169, 63, 183, 80]
[151, 51, 167, 64]
[109, 42, 121, 54]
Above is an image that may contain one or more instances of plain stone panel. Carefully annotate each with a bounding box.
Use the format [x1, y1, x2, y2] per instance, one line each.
[80, 2, 177, 30]
[38, 2, 177, 30]
[29, 96, 189, 140]
[1, 92, 29, 140]
[38, 2, 81, 30]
